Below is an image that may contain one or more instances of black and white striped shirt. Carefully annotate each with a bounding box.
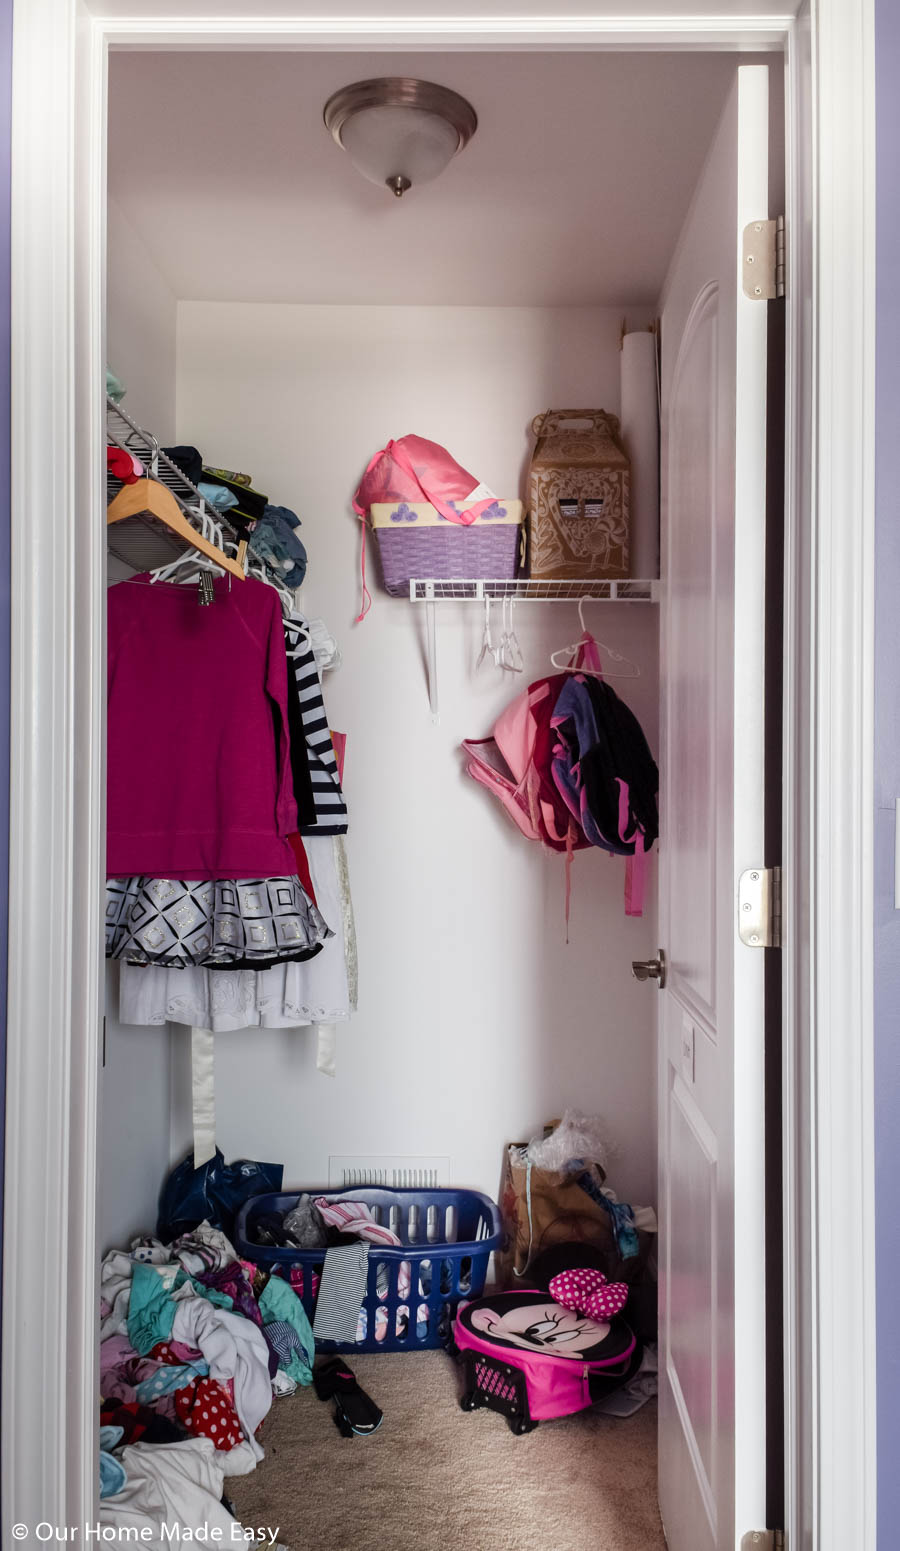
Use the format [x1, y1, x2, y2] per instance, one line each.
[285, 621, 348, 836]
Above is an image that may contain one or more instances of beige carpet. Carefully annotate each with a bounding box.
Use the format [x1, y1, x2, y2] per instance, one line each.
[227, 1351, 666, 1551]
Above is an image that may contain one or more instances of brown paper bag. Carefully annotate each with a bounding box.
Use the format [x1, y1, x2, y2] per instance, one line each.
[497, 1144, 620, 1287]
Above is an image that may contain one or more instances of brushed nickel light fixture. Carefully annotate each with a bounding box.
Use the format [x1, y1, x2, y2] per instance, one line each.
[323, 77, 477, 198]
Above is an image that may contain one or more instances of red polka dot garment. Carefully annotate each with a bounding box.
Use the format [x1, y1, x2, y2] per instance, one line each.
[174, 1377, 243, 1451]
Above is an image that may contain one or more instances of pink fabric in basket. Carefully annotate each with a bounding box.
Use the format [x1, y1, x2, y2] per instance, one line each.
[353, 435, 497, 619]
[315, 1197, 402, 1247]
[353, 436, 493, 527]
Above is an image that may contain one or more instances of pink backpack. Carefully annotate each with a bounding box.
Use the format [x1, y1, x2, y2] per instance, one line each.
[353, 436, 498, 618]
[461, 681, 581, 850]
[453, 1289, 639, 1434]
[461, 638, 604, 848]
[461, 640, 605, 925]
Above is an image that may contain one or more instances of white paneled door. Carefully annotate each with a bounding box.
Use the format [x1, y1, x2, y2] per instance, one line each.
[655, 66, 771, 1551]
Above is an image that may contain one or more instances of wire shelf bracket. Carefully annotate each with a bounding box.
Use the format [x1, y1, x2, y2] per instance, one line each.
[409, 577, 661, 720]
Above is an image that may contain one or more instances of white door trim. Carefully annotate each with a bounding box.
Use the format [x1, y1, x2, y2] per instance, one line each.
[802, 2, 878, 1546]
[781, 19, 815, 1548]
[92, 11, 798, 49]
[2, 0, 106, 1534]
[0, 7, 875, 1549]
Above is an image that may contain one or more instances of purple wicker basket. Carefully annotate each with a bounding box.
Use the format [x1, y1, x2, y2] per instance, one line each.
[372, 509, 522, 597]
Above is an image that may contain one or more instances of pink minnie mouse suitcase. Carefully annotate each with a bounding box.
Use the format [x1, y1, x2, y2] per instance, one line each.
[452, 1273, 641, 1436]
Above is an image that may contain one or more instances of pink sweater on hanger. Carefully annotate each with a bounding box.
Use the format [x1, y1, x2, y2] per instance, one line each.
[107, 574, 299, 879]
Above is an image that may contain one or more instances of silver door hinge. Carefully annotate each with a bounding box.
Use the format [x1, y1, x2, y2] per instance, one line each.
[739, 866, 782, 948]
[741, 1533, 785, 1551]
[742, 214, 785, 300]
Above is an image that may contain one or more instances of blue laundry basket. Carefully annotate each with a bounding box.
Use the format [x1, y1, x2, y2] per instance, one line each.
[234, 1187, 502, 1354]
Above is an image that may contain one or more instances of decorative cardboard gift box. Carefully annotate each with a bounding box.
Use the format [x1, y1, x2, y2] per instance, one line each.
[526, 409, 630, 580]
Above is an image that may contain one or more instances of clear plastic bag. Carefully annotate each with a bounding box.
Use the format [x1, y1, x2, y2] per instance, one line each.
[525, 1109, 611, 1173]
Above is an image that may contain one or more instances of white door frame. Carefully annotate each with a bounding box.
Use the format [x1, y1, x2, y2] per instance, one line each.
[1, 5, 875, 1548]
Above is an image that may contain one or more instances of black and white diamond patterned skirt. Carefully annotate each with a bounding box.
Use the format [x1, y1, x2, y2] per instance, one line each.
[105, 875, 332, 969]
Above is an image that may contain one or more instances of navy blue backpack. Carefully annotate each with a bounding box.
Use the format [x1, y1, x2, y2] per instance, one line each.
[550, 672, 658, 916]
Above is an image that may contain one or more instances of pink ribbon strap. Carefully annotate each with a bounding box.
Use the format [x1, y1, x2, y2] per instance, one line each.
[616, 777, 632, 843]
[354, 513, 372, 623]
[624, 834, 647, 918]
[576, 632, 604, 675]
[352, 444, 390, 621]
[386, 439, 481, 526]
[352, 444, 390, 517]
[564, 824, 575, 943]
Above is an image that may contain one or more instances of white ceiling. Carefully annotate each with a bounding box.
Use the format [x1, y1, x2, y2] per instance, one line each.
[108, 50, 767, 307]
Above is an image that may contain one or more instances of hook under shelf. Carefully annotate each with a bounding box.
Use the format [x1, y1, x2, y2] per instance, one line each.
[411, 577, 660, 720]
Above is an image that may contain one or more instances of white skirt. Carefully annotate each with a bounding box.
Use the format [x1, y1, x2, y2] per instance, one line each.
[118, 836, 354, 1031]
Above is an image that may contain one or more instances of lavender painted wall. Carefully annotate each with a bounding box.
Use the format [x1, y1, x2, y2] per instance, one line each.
[874, 2, 900, 1542]
[0, 0, 11, 1317]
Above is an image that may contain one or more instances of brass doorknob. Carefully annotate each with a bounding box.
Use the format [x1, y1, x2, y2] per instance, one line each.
[631, 950, 666, 989]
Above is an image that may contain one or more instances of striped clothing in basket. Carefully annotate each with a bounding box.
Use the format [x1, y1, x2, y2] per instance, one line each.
[285, 619, 348, 836]
[315, 1197, 402, 1247]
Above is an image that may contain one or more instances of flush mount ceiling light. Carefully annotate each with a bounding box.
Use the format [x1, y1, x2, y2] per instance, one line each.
[324, 77, 477, 198]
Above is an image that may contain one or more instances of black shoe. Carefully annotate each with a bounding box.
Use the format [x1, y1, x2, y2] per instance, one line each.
[313, 1357, 383, 1438]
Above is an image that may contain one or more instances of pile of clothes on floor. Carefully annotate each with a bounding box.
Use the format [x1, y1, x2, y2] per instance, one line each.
[99, 1219, 312, 1543]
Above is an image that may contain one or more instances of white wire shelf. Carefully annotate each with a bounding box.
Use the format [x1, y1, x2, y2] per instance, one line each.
[106, 396, 244, 575]
[107, 398, 241, 532]
[106, 400, 294, 610]
[409, 577, 661, 603]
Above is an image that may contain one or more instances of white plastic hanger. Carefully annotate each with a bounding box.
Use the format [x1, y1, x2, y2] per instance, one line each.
[283, 612, 313, 657]
[509, 599, 524, 672]
[499, 597, 524, 673]
[146, 544, 228, 607]
[244, 557, 301, 625]
[146, 510, 231, 602]
[549, 597, 641, 679]
[476, 595, 500, 671]
[149, 549, 225, 586]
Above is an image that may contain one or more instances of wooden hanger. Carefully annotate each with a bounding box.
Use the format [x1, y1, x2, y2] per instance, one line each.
[107, 478, 245, 581]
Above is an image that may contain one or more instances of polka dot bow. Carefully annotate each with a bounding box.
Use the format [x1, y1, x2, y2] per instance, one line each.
[548, 1267, 629, 1321]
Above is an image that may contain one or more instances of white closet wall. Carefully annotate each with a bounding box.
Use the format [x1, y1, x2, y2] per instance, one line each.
[100, 202, 178, 1251]
[172, 300, 660, 1208]
[99, 965, 173, 1252]
[107, 195, 177, 442]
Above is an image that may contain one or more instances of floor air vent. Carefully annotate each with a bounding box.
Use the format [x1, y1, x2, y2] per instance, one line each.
[328, 1155, 451, 1189]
